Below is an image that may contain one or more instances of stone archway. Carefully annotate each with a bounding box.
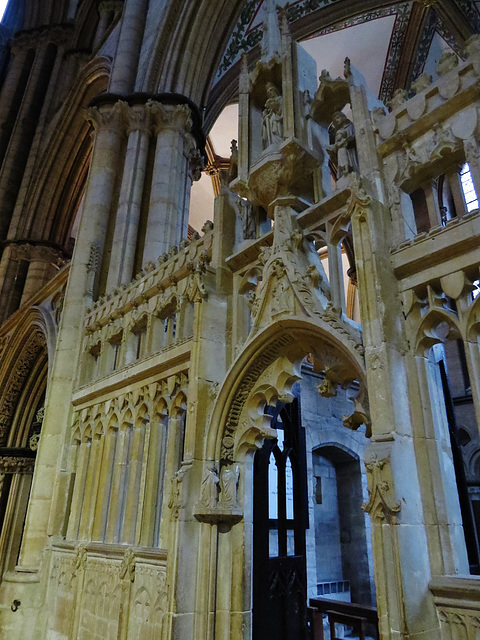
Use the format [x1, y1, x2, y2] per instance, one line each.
[191, 317, 368, 640]
[0, 317, 49, 579]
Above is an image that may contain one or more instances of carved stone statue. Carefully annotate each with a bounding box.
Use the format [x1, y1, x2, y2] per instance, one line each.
[228, 139, 238, 182]
[219, 465, 240, 509]
[328, 111, 359, 179]
[238, 198, 257, 240]
[199, 466, 219, 510]
[262, 82, 284, 149]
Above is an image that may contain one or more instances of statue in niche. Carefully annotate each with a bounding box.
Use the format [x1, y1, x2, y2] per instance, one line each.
[262, 82, 284, 149]
[237, 198, 257, 240]
[219, 465, 240, 509]
[328, 111, 359, 179]
[199, 466, 219, 510]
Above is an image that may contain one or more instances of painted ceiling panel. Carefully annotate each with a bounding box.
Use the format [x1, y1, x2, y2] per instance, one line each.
[300, 15, 396, 98]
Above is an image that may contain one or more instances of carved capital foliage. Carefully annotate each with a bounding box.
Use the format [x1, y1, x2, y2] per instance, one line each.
[0, 456, 35, 474]
[437, 50, 458, 77]
[9, 242, 67, 267]
[119, 102, 151, 135]
[85, 101, 126, 133]
[362, 454, 400, 523]
[146, 101, 193, 135]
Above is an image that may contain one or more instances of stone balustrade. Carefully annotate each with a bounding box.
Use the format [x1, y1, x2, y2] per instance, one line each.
[372, 36, 480, 242]
[79, 228, 213, 386]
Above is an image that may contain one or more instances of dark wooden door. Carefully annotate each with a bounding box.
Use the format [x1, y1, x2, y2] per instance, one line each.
[253, 398, 309, 640]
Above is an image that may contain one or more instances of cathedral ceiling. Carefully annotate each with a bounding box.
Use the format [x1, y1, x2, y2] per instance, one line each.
[213, 0, 479, 104]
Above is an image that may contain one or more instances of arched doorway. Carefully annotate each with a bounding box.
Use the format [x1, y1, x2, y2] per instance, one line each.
[251, 371, 375, 640]
[253, 397, 308, 640]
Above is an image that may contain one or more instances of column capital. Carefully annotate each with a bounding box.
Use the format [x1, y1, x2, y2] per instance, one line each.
[14, 23, 73, 49]
[146, 101, 193, 135]
[87, 92, 206, 154]
[99, 0, 124, 13]
[119, 102, 151, 135]
[5, 240, 68, 266]
[85, 100, 126, 134]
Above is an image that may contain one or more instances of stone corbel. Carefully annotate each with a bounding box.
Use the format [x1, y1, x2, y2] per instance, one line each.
[342, 383, 371, 437]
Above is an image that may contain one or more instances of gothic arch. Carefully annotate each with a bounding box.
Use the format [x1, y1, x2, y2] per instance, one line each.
[143, 0, 245, 106]
[18, 56, 111, 245]
[206, 316, 366, 465]
[0, 308, 52, 447]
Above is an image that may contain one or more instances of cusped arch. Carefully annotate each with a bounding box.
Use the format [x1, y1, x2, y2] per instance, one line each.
[0, 308, 50, 446]
[415, 308, 461, 354]
[466, 293, 480, 342]
[206, 317, 366, 464]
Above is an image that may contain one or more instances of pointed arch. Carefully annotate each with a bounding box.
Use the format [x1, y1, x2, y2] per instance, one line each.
[206, 316, 366, 464]
[18, 56, 111, 246]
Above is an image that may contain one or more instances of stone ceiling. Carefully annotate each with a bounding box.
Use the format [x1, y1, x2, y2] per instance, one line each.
[214, 0, 479, 103]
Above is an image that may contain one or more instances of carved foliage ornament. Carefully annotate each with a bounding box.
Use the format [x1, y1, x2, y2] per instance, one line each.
[0, 330, 46, 445]
[221, 334, 296, 463]
[362, 454, 400, 522]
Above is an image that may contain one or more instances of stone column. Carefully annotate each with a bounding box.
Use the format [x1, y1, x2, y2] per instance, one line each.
[93, 0, 123, 50]
[423, 179, 443, 229]
[446, 167, 467, 218]
[0, 37, 31, 168]
[0, 35, 57, 242]
[8, 30, 70, 240]
[327, 241, 345, 313]
[349, 182, 448, 639]
[20, 245, 65, 305]
[106, 102, 150, 290]
[18, 101, 125, 568]
[143, 102, 202, 264]
[109, 0, 148, 94]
